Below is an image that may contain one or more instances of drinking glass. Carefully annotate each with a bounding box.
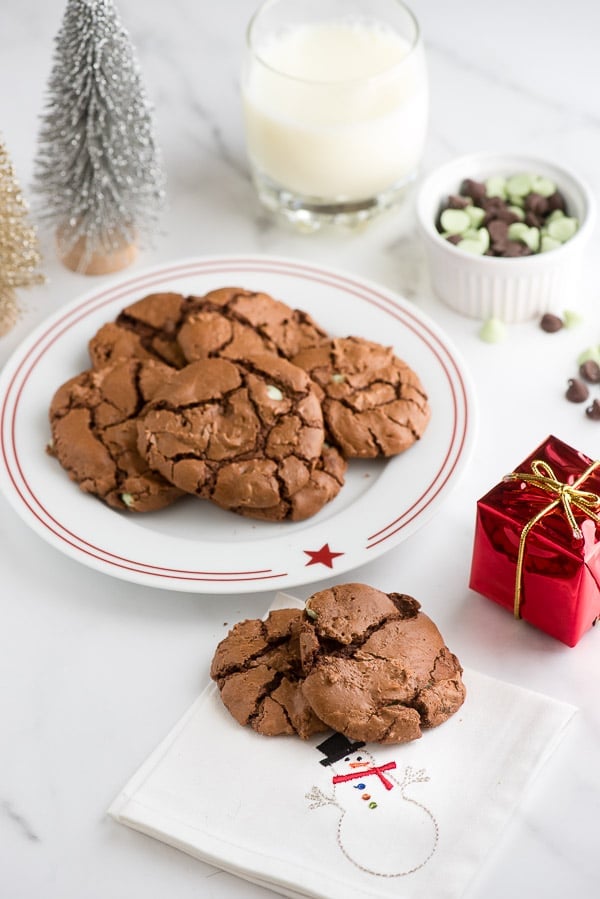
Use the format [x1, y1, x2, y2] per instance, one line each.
[242, 0, 428, 230]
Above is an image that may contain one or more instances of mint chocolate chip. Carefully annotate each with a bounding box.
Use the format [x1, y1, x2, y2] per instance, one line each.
[547, 216, 578, 242]
[440, 208, 471, 234]
[437, 171, 578, 256]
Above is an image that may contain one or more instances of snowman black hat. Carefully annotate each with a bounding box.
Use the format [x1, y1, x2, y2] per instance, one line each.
[316, 733, 366, 767]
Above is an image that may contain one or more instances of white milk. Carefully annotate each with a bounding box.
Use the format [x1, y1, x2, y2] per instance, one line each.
[243, 20, 428, 201]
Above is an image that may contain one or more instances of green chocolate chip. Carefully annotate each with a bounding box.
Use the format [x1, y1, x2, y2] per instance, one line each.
[506, 173, 533, 197]
[465, 205, 486, 228]
[440, 208, 471, 235]
[507, 222, 529, 241]
[547, 216, 578, 242]
[546, 209, 565, 223]
[485, 175, 507, 198]
[523, 227, 540, 252]
[331, 373, 345, 383]
[563, 309, 584, 328]
[305, 606, 318, 620]
[457, 238, 486, 255]
[456, 227, 489, 254]
[266, 384, 284, 400]
[530, 175, 556, 197]
[476, 227, 490, 251]
[121, 493, 134, 508]
[507, 205, 525, 220]
[540, 235, 562, 253]
[479, 317, 507, 344]
[507, 193, 525, 208]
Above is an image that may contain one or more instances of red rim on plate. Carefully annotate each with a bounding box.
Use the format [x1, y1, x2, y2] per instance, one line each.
[0, 256, 476, 593]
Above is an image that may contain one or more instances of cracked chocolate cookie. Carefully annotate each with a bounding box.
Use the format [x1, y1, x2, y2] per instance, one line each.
[136, 354, 336, 521]
[210, 608, 328, 738]
[89, 292, 193, 369]
[298, 583, 466, 744]
[291, 336, 431, 458]
[48, 358, 185, 512]
[177, 287, 328, 363]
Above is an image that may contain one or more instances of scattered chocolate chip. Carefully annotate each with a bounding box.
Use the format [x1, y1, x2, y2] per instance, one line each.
[446, 233, 462, 245]
[566, 377, 590, 403]
[540, 313, 563, 333]
[579, 359, 600, 383]
[586, 399, 600, 420]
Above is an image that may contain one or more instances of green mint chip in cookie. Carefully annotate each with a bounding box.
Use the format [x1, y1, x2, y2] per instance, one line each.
[266, 384, 284, 400]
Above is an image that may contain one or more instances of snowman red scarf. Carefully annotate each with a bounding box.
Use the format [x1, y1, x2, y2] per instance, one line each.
[332, 760, 397, 791]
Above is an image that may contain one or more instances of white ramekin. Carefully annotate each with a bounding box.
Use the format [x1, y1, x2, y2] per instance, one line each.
[416, 153, 596, 323]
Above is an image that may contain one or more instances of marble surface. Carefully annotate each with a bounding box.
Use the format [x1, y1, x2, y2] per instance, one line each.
[2, 1, 600, 896]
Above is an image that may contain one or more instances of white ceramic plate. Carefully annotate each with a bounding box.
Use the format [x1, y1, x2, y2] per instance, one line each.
[0, 255, 476, 593]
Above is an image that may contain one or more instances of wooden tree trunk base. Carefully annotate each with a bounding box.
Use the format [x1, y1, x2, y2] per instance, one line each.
[58, 231, 137, 275]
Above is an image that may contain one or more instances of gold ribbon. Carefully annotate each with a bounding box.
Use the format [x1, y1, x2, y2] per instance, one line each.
[504, 458, 600, 618]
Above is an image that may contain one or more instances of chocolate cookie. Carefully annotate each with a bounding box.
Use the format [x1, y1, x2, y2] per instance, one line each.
[48, 358, 185, 512]
[210, 608, 328, 738]
[136, 354, 332, 521]
[291, 337, 431, 458]
[89, 292, 192, 369]
[299, 584, 466, 744]
[177, 287, 328, 363]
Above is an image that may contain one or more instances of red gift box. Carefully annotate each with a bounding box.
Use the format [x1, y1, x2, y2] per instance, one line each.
[469, 435, 600, 647]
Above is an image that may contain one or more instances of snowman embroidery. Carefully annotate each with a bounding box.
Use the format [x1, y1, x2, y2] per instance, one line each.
[306, 733, 438, 877]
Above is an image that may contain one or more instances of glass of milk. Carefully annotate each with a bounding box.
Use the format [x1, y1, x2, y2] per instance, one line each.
[242, 0, 428, 230]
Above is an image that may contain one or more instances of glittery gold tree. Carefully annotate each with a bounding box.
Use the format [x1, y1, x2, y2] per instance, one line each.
[0, 137, 44, 335]
[34, 0, 165, 275]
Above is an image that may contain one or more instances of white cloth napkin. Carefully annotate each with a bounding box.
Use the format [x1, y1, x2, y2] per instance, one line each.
[109, 594, 577, 899]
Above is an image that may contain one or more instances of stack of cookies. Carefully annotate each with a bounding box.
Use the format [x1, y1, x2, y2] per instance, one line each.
[210, 583, 466, 745]
[48, 288, 431, 522]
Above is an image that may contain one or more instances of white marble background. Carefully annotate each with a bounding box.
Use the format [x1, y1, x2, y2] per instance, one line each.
[2, 1, 600, 897]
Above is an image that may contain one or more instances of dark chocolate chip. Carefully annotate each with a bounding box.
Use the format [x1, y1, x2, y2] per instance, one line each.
[586, 399, 600, 420]
[446, 234, 462, 245]
[566, 377, 590, 403]
[487, 219, 509, 244]
[579, 359, 600, 383]
[447, 194, 471, 209]
[540, 313, 563, 333]
[461, 179, 486, 203]
[481, 196, 508, 214]
[524, 212, 543, 228]
[525, 192, 549, 216]
[547, 191, 567, 212]
[504, 240, 532, 257]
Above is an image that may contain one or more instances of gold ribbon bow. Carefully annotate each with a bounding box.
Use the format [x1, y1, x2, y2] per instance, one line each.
[504, 458, 600, 618]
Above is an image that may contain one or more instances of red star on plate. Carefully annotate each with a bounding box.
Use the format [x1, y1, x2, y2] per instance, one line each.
[303, 543, 345, 568]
